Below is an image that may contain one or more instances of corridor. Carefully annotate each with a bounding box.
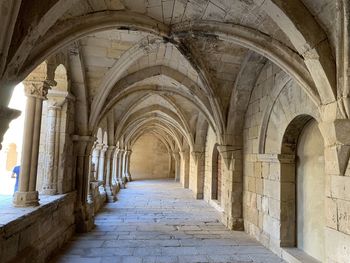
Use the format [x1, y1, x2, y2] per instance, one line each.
[52, 180, 284, 263]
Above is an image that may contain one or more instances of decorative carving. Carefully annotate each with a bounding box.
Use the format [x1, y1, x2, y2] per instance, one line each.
[23, 79, 56, 99]
[139, 36, 163, 55]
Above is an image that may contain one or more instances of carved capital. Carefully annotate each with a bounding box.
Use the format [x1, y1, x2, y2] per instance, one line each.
[106, 146, 116, 158]
[93, 143, 104, 151]
[23, 79, 55, 100]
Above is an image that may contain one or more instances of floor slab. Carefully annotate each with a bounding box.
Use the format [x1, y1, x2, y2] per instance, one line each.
[52, 179, 284, 263]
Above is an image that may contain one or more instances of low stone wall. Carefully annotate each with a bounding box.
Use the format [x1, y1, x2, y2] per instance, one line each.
[0, 192, 76, 263]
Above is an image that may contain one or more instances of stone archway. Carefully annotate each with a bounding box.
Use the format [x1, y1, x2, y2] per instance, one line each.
[280, 115, 325, 261]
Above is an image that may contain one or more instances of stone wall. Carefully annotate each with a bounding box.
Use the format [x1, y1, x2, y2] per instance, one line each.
[241, 60, 350, 261]
[0, 193, 76, 263]
[130, 133, 172, 180]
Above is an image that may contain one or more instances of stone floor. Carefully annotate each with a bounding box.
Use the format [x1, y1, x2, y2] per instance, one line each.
[52, 179, 284, 263]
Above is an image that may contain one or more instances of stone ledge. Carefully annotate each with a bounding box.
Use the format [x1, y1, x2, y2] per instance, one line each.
[0, 192, 76, 263]
[282, 248, 320, 263]
[0, 192, 76, 230]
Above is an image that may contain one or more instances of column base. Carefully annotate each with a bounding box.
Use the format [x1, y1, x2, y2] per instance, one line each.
[13, 191, 40, 207]
[225, 217, 244, 231]
[118, 179, 126, 189]
[105, 185, 117, 202]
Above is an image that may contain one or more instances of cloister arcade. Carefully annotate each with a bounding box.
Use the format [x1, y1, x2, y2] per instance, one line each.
[0, 1, 349, 262]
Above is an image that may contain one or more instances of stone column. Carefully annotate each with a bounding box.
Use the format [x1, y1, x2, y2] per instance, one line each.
[117, 148, 125, 187]
[217, 146, 244, 230]
[13, 80, 51, 207]
[179, 150, 190, 188]
[124, 150, 132, 181]
[87, 162, 97, 204]
[168, 153, 173, 178]
[42, 103, 63, 195]
[122, 149, 128, 180]
[91, 143, 102, 180]
[105, 146, 117, 202]
[98, 145, 107, 182]
[112, 148, 120, 185]
[191, 151, 205, 199]
[172, 151, 181, 182]
[0, 106, 21, 151]
[72, 135, 95, 232]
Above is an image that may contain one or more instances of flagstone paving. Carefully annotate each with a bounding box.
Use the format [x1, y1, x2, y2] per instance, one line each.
[52, 179, 284, 263]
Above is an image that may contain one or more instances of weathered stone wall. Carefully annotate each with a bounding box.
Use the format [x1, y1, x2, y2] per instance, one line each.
[0, 193, 76, 263]
[130, 133, 171, 180]
[242, 60, 335, 261]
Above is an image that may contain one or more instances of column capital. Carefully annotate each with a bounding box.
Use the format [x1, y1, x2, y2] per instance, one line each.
[47, 90, 75, 102]
[93, 143, 104, 151]
[118, 148, 125, 157]
[23, 79, 55, 100]
[105, 146, 116, 158]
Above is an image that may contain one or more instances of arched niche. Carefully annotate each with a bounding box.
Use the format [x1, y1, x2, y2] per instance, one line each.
[280, 115, 325, 262]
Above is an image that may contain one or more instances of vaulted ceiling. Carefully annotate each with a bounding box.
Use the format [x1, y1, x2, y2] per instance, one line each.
[0, 0, 342, 151]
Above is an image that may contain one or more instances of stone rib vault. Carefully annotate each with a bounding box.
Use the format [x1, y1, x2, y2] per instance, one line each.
[0, 1, 349, 262]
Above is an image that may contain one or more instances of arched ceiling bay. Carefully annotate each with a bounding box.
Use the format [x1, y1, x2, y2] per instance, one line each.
[0, 0, 340, 149]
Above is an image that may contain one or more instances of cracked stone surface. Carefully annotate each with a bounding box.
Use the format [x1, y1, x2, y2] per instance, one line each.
[52, 179, 284, 263]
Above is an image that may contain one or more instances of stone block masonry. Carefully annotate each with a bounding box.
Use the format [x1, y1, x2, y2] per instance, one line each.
[0, 192, 76, 263]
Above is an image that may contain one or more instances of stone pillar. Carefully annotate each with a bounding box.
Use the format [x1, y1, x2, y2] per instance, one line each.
[91, 143, 102, 180]
[117, 148, 125, 187]
[0, 106, 20, 151]
[217, 145, 244, 230]
[13, 80, 51, 207]
[87, 162, 97, 204]
[42, 102, 63, 195]
[105, 146, 117, 202]
[72, 135, 95, 232]
[172, 151, 181, 182]
[179, 150, 190, 188]
[111, 149, 119, 184]
[122, 149, 128, 181]
[191, 151, 205, 199]
[124, 150, 132, 181]
[98, 145, 107, 182]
